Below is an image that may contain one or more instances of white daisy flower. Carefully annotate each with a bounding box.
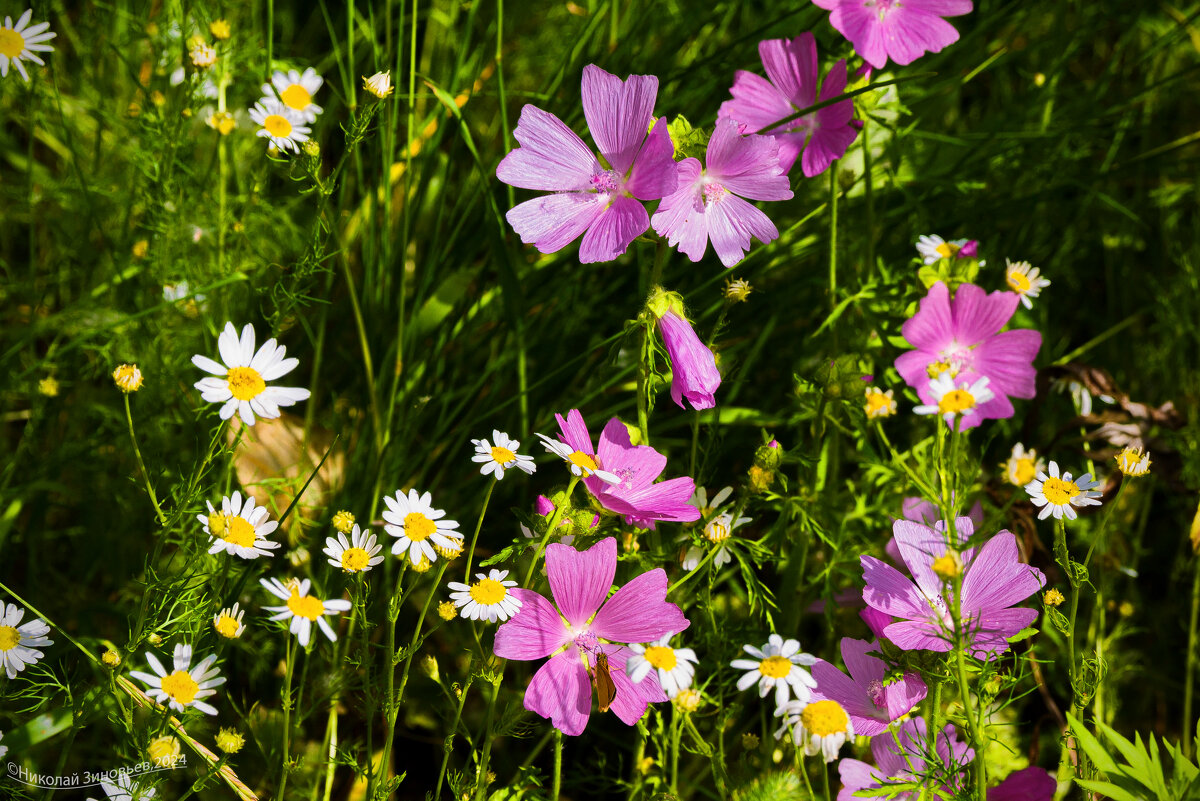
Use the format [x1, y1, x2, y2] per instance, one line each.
[189, 41, 216, 68]
[382, 489, 463, 566]
[1006, 259, 1050, 309]
[362, 70, 393, 99]
[916, 234, 971, 265]
[688, 485, 733, 518]
[260, 578, 352, 647]
[1025, 461, 1103, 521]
[731, 634, 818, 708]
[129, 643, 224, 715]
[446, 569, 522, 622]
[263, 67, 324, 123]
[773, 698, 855, 763]
[248, 98, 310, 152]
[914, 372, 994, 429]
[0, 601, 53, 679]
[864, 387, 897, 420]
[192, 321, 311, 426]
[626, 634, 698, 698]
[471, 430, 537, 480]
[86, 771, 157, 801]
[212, 603, 246, 639]
[197, 491, 281, 559]
[1002, 443, 1045, 487]
[1115, 446, 1151, 477]
[681, 511, 751, 571]
[0, 10, 56, 82]
[323, 524, 385, 573]
[535, 433, 621, 484]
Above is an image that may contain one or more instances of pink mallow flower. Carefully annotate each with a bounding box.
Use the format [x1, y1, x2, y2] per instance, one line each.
[838, 717, 974, 801]
[554, 409, 701, 529]
[861, 516, 1045, 658]
[496, 64, 677, 263]
[988, 767, 1056, 801]
[651, 118, 792, 267]
[717, 33, 857, 177]
[493, 538, 688, 736]
[812, 0, 974, 70]
[811, 637, 926, 737]
[655, 310, 721, 410]
[894, 281, 1041, 429]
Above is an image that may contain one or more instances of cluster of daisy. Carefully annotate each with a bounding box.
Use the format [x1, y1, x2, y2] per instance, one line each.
[0, 9, 55, 82]
[250, 67, 322, 153]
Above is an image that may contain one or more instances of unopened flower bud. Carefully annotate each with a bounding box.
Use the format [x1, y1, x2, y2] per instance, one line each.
[332, 510, 356, 534]
[1043, 589, 1065, 607]
[112, 364, 144, 393]
[216, 727, 245, 754]
[362, 71, 394, 99]
[421, 654, 440, 683]
[742, 732, 760, 750]
[102, 648, 121, 667]
[438, 601, 457, 621]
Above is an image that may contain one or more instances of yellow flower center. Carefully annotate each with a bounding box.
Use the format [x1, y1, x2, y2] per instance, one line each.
[758, 655, 793, 679]
[0, 625, 20, 651]
[567, 450, 599, 471]
[865, 390, 894, 417]
[704, 520, 731, 543]
[0, 28, 25, 59]
[280, 84, 313, 110]
[287, 591, 325, 620]
[215, 615, 241, 638]
[263, 114, 293, 138]
[160, 670, 201, 705]
[340, 547, 371, 572]
[935, 242, 960, 259]
[207, 511, 227, 536]
[926, 360, 956, 379]
[800, 699, 850, 737]
[490, 446, 516, 464]
[224, 516, 257, 548]
[404, 512, 437, 542]
[1011, 457, 1037, 486]
[1042, 476, 1081, 506]
[1007, 270, 1032, 293]
[226, 366, 266, 401]
[931, 551, 961, 580]
[469, 578, 508, 605]
[332, 510, 355, 534]
[938, 389, 976, 415]
[644, 645, 677, 670]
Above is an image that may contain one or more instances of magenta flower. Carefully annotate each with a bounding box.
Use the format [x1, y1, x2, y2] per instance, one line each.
[717, 34, 857, 177]
[838, 717, 974, 801]
[554, 410, 701, 529]
[651, 119, 792, 266]
[655, 310, 721, 409]
[811, 637, 926, 737]
[894, 281, 1041, 429]
[885, 496, 983, 565]
[493, 538, 689, 735]
[495, 65, 677, 263]
[861, 517, 1045, 657]
[988, 767, 1055, 801]
[812, 0, 974, 70]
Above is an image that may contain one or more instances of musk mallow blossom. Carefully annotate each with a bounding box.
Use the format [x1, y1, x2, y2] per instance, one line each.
[653, 306, 721, 409]
[496, 64, 677, 263]
[861, 516, 1045, 657]
[838, 717, 975, 801]
[894, 281, 1041, 427]
[493, 538, 688, 735]
[552, 410, 701, 529]
[988, 767, 1056, 801]
[810, 637, 927, 737]
[812, 0, 974, 70]
[651, 118, 792, 267]
[717, 34, 856, 177]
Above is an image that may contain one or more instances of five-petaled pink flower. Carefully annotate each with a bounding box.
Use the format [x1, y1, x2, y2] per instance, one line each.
[554, 409, 702, 529]
[651, 118, 792, 266]
[717, 34, 857, 177]
[494, 538, 689, 736]
[812, 0, 974, 70]
[496, 64, 677, 263]
[655, 310, 722, 409]
[811, 637, 927, 737]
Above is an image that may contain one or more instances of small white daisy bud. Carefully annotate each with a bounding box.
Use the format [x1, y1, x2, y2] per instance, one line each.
[362, 70, 394, 99]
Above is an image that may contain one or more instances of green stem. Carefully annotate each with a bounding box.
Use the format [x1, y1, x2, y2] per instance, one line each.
[279, 635, 296, 799]
[670, 712, 681, 795]
[434, 677, 474, 801]
[861, 117, 874, 280]
[552, 729, 564, 801]
[821, 760, 832, 801]
[637, 320, 652, 446]
[828, 161, 839, 326]
[522, 476, 580, 588]
[463, 478, 498, 581]
[123, 394, 167, 526]
[953, 644, 987, 798]
[368, 561, 409, 799]
[1187, 548, 1200, 760]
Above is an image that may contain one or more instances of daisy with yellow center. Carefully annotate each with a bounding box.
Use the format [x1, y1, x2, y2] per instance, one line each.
[1002, 442, 1044, 487]
[197, 491, 281, 559]
[213, 602, 247, 639]
[189, 41, 216, 68]
[362, 70, 394, 99]
[323, 524, 385, 573]
[627, 634, 698, 698]
[1025, 460, 1103, 521]
[774, 698, 855, 763]
[207, 110, 236, 135]
[864, 386, 897, 420]
[248, 98, 311, 153]
[1115, 446, 1151, 477]
[192, 321, 311, 425]
[1005, 259, 1050, 309]
[0, 601, 53, 679]
[535, 433, 621, 484]
[916, 234, 971, 265]
[0, 10, 55, 82]
[263, 67, 324, 122]
[446, 569, 522, 622]
[731, 634, 818, 708]
[471, 430, 537, 480]
[85, 773, 156, 801]
[129, 643, 224, 715]
[382, 488, 463, 566]
[682, 511, 752, 571]
[112, 364, 144, 393]
[914, 372, 994, 430]
[260, 577, 352, 647]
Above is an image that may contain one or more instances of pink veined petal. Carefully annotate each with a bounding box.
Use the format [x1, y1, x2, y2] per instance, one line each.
[602, 644, 669, 726]
[860, 607, 893, 639]
[894, 349, 935, 392]
[577, 195, 649, 263]
[772, 133, 807, 174]
[706, 193, 779, 268]
[624, 120, 679, 200]
[658, 311, 721, 411]
[801, 123, 857, 178]
[718, 71, 794, 135]
[706, 120, 792, 201]
[830, 2, 890, 69]
[505, 192, 606, 255]
[599, 476, 702, 528]
[581, 65, 658, 175]
[493, 589, 572, 660]
[884, 671, 930, 725]
[590, 568, 689, 643]
[860, 556, 935, 622]
[651, 159, 708, 262]
[523, 652, 592, 736]
[972, 329, 1041, 399]
[964, 607, 1039, 657]
[987, 767, 1055, 801]
[811, 658, 885, 735]
[884, 619, 953, 652]
[840, 637, 885, 687]
[960, 533, 1046, 616]
[973, 388, 1015, 424]
[496, 105, 599, 191]
[555, 408, 595, 455]
[901, 282, 956, 352]
[908, 0, 973, 13]
[951, 283, 1020, 346]
[891, 519, 950, 600]
[546, 538, 617, 628]
[758, 34, 818, 109]
[596, 417, 667, 493]
[838, 759, 883, 800]
[817, 59, 854, 124]
[882, 5, 963, 66]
